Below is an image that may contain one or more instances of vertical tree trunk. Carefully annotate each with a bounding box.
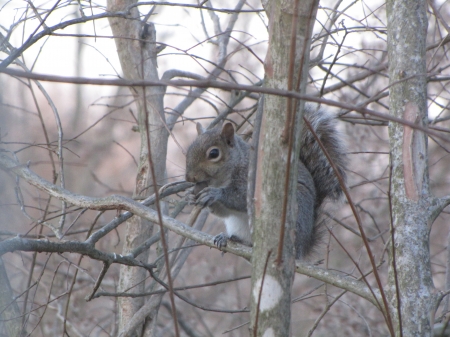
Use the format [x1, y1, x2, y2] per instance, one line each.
[250, 0, 318, 335]
[107, 2, 168, 335]
[386, 0, 439, 335]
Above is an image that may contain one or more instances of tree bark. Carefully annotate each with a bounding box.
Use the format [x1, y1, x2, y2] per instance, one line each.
[0, 257, 24, 337]
[386, 0, 439, 335]
[250, 0, 319, 335]
[107, 1, 168, 335]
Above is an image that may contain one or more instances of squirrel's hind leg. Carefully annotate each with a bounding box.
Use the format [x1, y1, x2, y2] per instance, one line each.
[213, 232, 252, 249]
[213, 233, 228, 248]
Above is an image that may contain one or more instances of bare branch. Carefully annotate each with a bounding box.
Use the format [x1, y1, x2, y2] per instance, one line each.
[0, 237, 153, 270]
[1, 68, 448, 141]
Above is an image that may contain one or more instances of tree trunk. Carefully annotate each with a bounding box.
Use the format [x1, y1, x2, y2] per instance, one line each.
[0, 257, 24, 337]
[250, 0, 319, 335]
[386, 0, 439, 335]
[107, 2, 168, 335]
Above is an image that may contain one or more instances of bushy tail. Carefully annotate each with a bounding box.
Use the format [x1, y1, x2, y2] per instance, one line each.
[300, 104, 347, 207]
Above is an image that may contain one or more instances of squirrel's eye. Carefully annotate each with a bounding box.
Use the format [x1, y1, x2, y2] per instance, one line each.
[207, 147, 221, 161]
[208, 148, 219, 159]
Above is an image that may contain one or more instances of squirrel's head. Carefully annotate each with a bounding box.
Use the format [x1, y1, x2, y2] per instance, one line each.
[185, 122, 236, 188]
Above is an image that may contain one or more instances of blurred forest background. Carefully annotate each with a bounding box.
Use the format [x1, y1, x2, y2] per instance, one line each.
[1, 0, 450, 336]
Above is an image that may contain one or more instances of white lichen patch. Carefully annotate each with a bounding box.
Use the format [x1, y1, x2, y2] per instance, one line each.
[262, 328, 275, 337]
[252, 275, 283, 311]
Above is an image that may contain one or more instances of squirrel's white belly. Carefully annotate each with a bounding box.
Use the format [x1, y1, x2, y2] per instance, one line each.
[224, 212, 251, 243]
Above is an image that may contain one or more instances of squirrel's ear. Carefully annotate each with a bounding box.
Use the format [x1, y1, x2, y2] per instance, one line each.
[196, 123, 206, 135]
[221, 123, 235, 147]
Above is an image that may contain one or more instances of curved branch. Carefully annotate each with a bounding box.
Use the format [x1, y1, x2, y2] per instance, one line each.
[161, 70, 206, 81]
[430, 196, 450, 225]
[86, 181, 192, 245]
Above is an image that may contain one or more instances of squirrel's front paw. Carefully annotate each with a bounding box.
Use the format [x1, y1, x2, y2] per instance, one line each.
[185, 182, 209, 205]
[195, 187, 222, 207]
[185, 186, 196, 205]
[213, 232, 228, 249]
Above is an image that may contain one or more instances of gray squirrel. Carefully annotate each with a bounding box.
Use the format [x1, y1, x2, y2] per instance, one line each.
[185, 104, 347, 259]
